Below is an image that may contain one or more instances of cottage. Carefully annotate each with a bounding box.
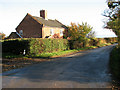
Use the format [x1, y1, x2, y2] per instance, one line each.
[8, 10, 68, 39]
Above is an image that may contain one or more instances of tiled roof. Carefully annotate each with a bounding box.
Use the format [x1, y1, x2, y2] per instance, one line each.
[7, 32, 22, 39]
[33, 16, 65, 28]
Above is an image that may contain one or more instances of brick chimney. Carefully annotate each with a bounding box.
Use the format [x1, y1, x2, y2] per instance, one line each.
[40, 10, 48, 20]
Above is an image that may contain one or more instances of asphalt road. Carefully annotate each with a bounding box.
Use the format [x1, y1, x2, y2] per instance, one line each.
[2, 45, 116, 88]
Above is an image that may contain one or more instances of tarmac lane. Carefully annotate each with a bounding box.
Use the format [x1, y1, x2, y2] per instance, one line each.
[2, 44, 116, 88]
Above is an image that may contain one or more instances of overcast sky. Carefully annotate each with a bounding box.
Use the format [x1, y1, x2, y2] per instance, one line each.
[0, 0, 117, 37]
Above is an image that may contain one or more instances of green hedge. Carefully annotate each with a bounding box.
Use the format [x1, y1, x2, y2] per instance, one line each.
[29, 38, 69, 56]
[110, 46, 120, 80]
[2, 37, 117, 55]
[2, 38, 69, 56]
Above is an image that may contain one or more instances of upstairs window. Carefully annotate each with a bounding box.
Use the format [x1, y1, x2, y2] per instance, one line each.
[19, 30, 23, 35]
[50, 29, 54, 35]
[60, 30, 63, 35]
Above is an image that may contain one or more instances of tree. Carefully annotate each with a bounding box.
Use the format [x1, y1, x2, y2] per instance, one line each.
[87, 31, 96, 38]
[68, 22, 93, 41]
[0, 32, 6, 40]
[103, 0, 120, 46]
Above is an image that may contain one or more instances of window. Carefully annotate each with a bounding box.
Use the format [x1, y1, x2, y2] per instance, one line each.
[50, 29, 54, 35]
[19, 30, 23, 35]
[60, 30, 63, 35]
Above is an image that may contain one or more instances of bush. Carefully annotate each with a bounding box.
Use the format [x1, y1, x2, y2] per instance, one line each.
[83, 38, 91, 47]
[29, 38, 69, 56]
[89, 38, 99, 46]
[110, 46, 120, 80]
[72, 41, 83, 49]
[2, 38, 69, 56]
[70, 37, 117, 49]
[104, 37, 117, 44]
[2, 39, 29, 55]
[2, 37, 117, 56]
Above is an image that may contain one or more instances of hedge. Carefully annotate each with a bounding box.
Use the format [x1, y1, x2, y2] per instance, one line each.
[2, 38, 69, 56]
[110, 46, 120, 80]
[2, 39, 29, 55]
[71, 37, 117, 49]
[2, 37, 117, 55]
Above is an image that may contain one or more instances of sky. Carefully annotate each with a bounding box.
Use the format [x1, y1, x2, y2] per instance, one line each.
[0, 0, 117, 38]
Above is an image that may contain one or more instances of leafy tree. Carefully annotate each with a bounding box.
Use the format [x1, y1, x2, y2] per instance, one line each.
[68, 22, 93, 41]
[0, 32, 6, 40]
[87, 31, 96, 38]
[103, 0, 120, 46]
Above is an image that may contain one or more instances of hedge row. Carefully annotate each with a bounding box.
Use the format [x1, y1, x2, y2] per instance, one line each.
[110, 46, 120, 80]
[71, 37, 117, 49]
[2, 37, 117, 56]
[2, 38, 69, 56]
[2, 39, 29, 55]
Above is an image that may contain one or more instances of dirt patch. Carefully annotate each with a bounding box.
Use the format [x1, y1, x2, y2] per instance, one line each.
[2, 58, 52, 72]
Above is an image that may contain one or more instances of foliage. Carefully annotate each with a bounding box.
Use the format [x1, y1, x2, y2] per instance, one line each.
[103, 0, 120, 46]
[2, 37, 117, 58]
[71, 37, 117, 49]
[0, 32, 6, 40]
[29, 38, 69, 56]
[110, 46, 120, 80]
[2, 39, 29, 55]
[2, 38, 69, 56]
[68, 22, 93, 41]
[87, 31, 96, 38]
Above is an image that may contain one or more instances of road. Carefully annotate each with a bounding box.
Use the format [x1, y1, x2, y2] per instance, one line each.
[2, 45, 115, 88]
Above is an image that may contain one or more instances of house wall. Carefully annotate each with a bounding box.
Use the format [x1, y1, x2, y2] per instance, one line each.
[16, 14, 42, 38]
[42, 26, 65, 38]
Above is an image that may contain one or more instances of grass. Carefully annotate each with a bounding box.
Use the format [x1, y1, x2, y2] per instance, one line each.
[2, 53, 28, 59]
[35, 49, 78, 58]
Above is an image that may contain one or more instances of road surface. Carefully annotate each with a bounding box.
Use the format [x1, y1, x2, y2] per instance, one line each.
[2, 45, 115, 88]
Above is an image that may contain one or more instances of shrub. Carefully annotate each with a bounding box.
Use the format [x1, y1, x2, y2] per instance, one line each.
[104, 37, 117, 44]
[83, 38, 91, 48]
[110, 46, 120, 80]
[2, 37, 117, 56]
[72, 41, 83, 49]
[70, 37, 117, 49]
[2, 39, 29, 55]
